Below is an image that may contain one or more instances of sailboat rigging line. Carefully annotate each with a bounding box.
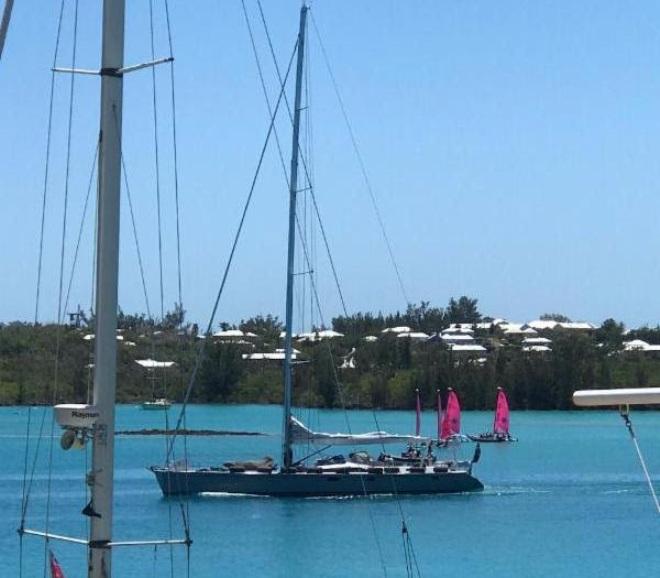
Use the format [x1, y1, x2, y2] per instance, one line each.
[63, 141, 99, 315]
[165, 38, 299, 460]
[141, 14, 178, 562]
[309, 11, 410, 306]
[149, 0, 165, 320]
[619, 409, 660, 514]
[18, 406, 32, 578]
[115, 120, 153, 317]
[163, 0, 184, 309]
[253, 0, 348, 320]
[0, 0, 14, 60]
[43, 0, 81, 574]
[289, 163, 390, 577]
[34, 0, 67, 324]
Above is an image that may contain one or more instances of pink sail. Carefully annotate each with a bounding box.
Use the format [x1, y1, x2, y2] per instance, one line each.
[415, 389, 421, 436]
[493, 388, 510, 435]
[440, 389, 461, 440]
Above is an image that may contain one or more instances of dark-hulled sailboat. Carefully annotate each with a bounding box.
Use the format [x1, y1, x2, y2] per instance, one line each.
[151, 4, 483, 498]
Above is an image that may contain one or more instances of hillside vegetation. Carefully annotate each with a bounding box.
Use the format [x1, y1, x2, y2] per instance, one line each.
[2, 298, 659, 410]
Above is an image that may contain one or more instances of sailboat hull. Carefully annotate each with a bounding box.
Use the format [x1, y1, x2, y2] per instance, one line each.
[467, 434, 517, 443]
[150, 467, 483, 497]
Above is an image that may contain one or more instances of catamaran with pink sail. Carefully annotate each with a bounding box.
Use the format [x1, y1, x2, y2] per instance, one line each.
[438, 387, 470, 445]
[469, 387, 518, 442]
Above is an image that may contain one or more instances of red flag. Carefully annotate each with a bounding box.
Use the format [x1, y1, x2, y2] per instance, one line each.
[50, 551, 66, 578]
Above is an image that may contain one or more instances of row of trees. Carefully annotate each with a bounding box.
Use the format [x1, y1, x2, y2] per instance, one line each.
[2, 298, 660, 409]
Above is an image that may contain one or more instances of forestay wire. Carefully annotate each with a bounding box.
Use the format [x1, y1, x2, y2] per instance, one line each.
[165, 37, 300, 459]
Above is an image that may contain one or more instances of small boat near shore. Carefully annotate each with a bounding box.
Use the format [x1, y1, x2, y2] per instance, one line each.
[141, 398, 172, 411]
[468, 387, 518, 443]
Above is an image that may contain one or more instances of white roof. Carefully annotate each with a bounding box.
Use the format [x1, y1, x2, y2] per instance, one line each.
[213, 329, 248, 338]
[83, 334, 125, 341]
[622, 339, 660, 352]
[317, 329, 344, 338]
[558, 322, 597, 330]
[443, 323, 474, 334]
[501, 324, 537, 335]
[522, 337, 552, 345]
[381, 326, 412, 334]
[441, 333, 475, 342]
[397, 331, 430, 340]
[449, 344, 486, 352]
[527, 320, 559, 330]
[135, 359, 176, 369]
[243, 352, 298, 361]
[522, 345, 552, 352]
[363, 335, 378, 342]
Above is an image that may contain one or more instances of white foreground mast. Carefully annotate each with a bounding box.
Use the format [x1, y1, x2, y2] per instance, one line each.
[281, 4, 308, 470]
[90, 0, 124, 576]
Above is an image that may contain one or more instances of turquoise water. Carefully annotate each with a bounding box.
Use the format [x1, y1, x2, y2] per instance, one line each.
[1, 405, 659, 577]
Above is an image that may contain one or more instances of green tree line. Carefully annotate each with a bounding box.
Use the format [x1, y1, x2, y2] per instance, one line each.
[2, 299, 660, 410]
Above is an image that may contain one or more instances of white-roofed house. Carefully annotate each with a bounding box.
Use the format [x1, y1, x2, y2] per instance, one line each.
[522, 337, 552, 346]
[448, 343, 487, 356]
[441, 333, 475, 344]
[443, 323, 475, 335]
[397, 331, 430, 341]
[522, 345, 552, 353]
[557, 322, 598, 331]
[381, 326, 412, 334]
[526, 320, 559, 331]
[622, 339, 660, 352]
[499, 323, 538, 337]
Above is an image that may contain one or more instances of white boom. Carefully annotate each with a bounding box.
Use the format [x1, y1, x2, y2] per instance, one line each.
[573, 387, 660, 407]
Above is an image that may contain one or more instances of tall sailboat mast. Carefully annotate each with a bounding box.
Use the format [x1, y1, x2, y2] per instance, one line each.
[282, 4, 308, 470]
[90, 0, 125, 575]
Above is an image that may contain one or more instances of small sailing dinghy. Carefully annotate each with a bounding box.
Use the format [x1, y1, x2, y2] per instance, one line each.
[438, 387, 470, 445]
[468, 387, 518, 442]
[142, 398, 172, 410]
[151, 4, 483, 498]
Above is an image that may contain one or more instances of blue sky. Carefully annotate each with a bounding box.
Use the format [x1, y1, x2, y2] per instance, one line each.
[3, 1, 660, 329]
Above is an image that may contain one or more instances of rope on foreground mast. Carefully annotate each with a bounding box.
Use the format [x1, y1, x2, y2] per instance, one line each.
[619, 406, 660, 515]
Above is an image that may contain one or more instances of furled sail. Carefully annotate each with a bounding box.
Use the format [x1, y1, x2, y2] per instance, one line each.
[493, 387, 510, 435]
[291, 417, 429, 446]
[440, 388, 461, 440]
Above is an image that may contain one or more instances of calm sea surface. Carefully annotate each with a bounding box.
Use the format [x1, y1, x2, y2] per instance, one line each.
[1, 405, 659, 577]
